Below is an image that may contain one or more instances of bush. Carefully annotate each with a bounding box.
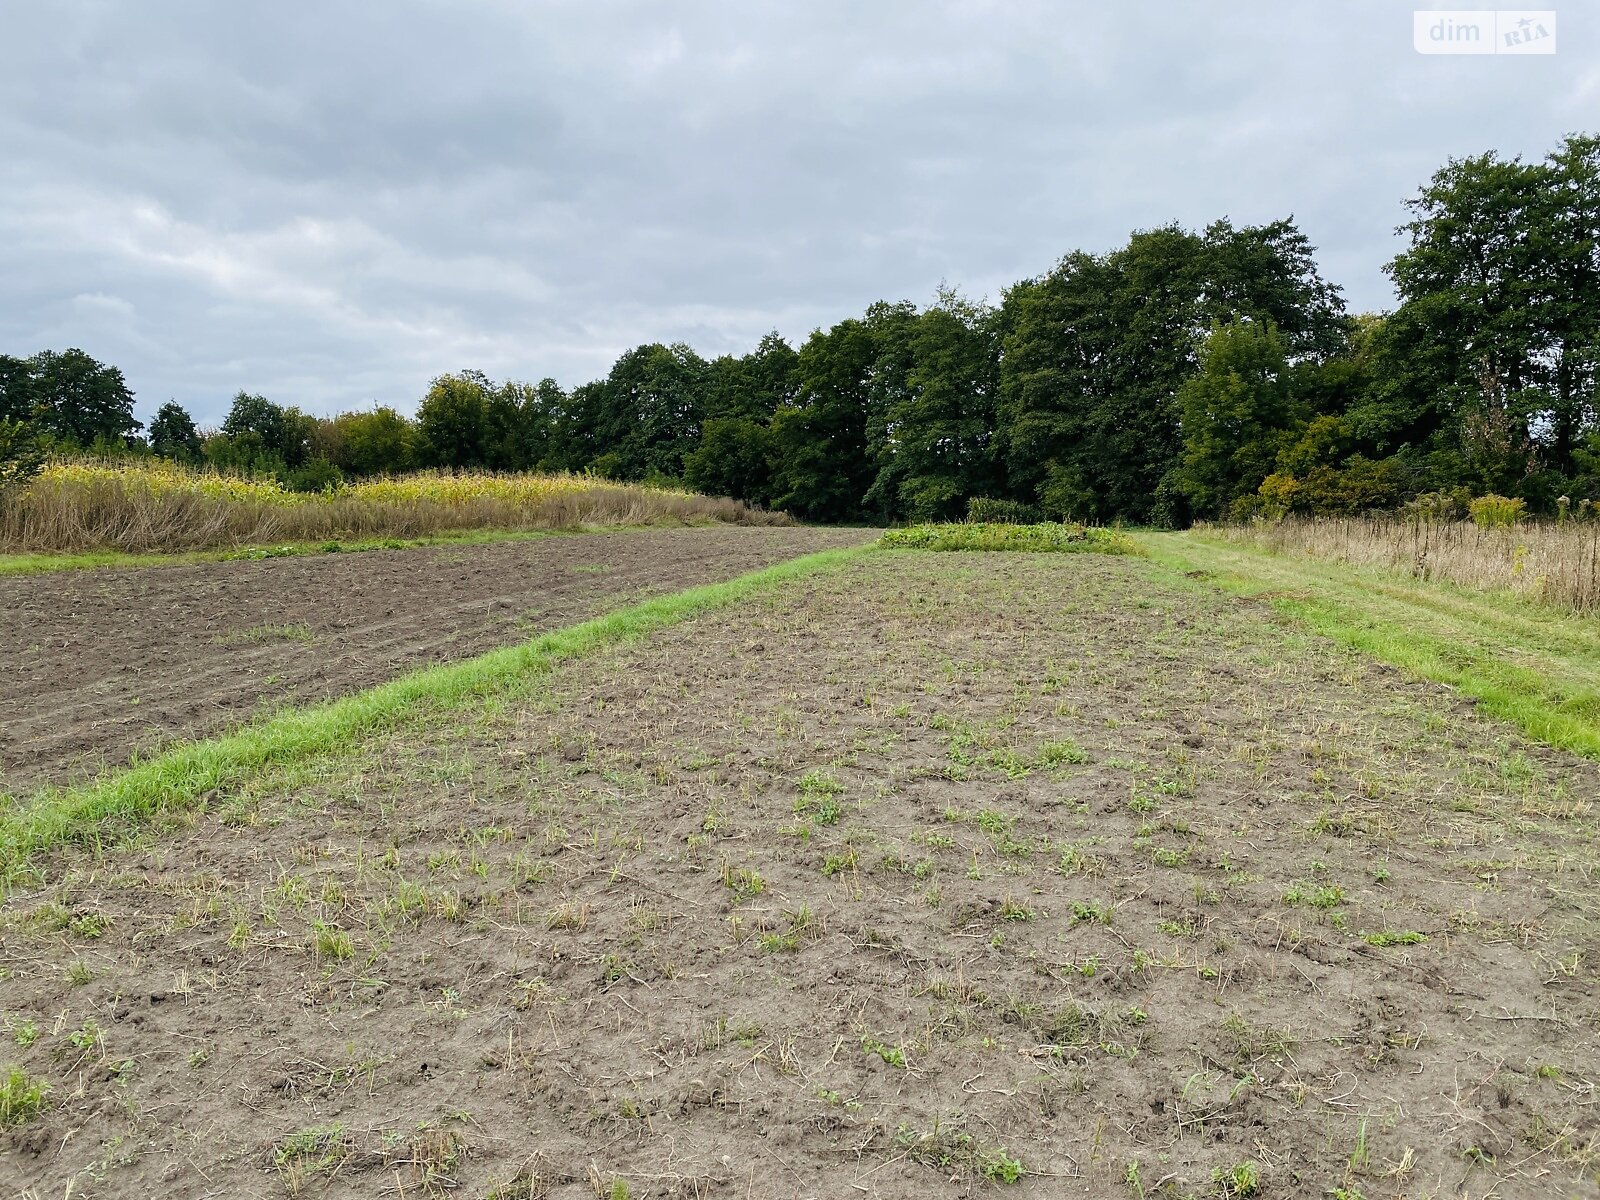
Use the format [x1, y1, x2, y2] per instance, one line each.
[1252, 457, 1411, 518]
[880, 522, 1142, 556]
[283, 457, 345, 494]
[1469, 494, 1526, 529]
[1402, 488, 1472, 524]
[1255, 473, 1299, 519]
[1149, 474, 1192, 530]
[1227, 493, 1270, 522]
[1293, 457, 1410, 516]
[0, 419, 45, 503]
[966, 497, 1043, 525]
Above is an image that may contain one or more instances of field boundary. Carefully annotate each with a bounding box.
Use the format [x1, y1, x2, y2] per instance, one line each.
[0, 544, 870, 889]
[1142, 531, 1600, 760]
[0, 528, 563, 575]
[0, 523, 783, 576]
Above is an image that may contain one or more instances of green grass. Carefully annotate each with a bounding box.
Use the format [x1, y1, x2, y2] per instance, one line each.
[0, 524, 749, 576]
[1143, 531, 1600, 759]
[880, 522, 1143, 555]
[0, 545, 869, 889]
[0, 1065, 48, 1127]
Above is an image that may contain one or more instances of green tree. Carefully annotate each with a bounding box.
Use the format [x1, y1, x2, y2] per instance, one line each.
[524, 379, 567, 472]
[22, 349, 141, 447]
[741, 332, 800, 420]
[0, 354, 36, 424]
[1177, 320, 1302, 517]
[1200, 219, 1348, 358]
[417, 372, 491, 468]
[866, 288, 1002, 522]
[1545, 135, 1600, 472]
[147, 401, 204, 461]
[998, 221, 1345, 523]
[1373, 135, 1600, 484]
[701, 333, 798, 426]
[328, 407, 420, 475]
[543, 380, 604, 473]
[769, 318, 878, 522]
[997, 230, 1199, 522]
[221, 392, 289, 460]
[683, 417, 772, 504]
[683, 335, 800, 503]
[857, 300, 922, 521]
[595, 343, 707, 480]
[0, 418, 45, 501]
[483, 381, 545, 471]
[209, 391, 308, 474]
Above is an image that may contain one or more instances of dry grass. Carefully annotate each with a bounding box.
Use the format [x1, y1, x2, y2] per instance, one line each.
[1207, 516, 1600, 612]
[0, 461, 788, 553]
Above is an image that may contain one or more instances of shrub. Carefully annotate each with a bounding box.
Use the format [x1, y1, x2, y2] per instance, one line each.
[1291, 457, 1410, 516]
[1228, 492, 1270, 522]
[284, 457, 345, 494]
[1149, 474, 1192, 530]
[1252, 457, 1410, 518]
[1469, 494, 1526, 529]
[966, 497, 1043, 525]
[1256, 472, 1299, 519]
[1403, 488, 1472, 523]
[880, 522, 1142, 556]
[0, 419, 45, 503]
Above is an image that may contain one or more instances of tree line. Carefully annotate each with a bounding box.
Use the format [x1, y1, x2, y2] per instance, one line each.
[3, 133, 1596, 525]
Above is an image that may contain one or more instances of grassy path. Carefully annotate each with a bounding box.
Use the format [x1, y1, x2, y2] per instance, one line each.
[1143, 531, 1600, 758]
[0, 527, 611, 575]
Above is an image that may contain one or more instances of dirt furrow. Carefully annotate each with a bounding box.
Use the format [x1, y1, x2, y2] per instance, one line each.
[0, 526, 871, 791]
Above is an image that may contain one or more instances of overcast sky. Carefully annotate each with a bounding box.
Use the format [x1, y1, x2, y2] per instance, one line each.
[1, 2, 1593, 425]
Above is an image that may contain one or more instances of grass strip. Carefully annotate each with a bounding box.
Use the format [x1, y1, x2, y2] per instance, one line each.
[1142, 531, 1600, 759]
[880, 522, 1143, 555]
[0, 545, 869, 888]
[0, 525, 726, 576]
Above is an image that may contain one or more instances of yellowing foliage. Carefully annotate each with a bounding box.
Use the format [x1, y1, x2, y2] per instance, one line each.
[33, 460, 699, 509]
[4, 459, 783, 553]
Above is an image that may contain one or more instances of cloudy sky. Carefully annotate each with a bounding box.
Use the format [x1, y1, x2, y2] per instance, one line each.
[1, 1, 1593, 425]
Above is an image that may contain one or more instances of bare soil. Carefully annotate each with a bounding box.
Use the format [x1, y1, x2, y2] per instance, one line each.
[0, 527, 869, 793]
[3, 551, 1599, 1199]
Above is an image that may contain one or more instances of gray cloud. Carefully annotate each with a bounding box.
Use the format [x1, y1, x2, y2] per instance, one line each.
[1, 0, 1593, 424]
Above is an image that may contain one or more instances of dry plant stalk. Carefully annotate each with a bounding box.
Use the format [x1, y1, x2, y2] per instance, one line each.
[0, 465, 787, 553]
[1209, 517, 1600, 613]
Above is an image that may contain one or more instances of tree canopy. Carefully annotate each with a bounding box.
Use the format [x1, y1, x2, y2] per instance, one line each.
[7, 134, 1600, 525]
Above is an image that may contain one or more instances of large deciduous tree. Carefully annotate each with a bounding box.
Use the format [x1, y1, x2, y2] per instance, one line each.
[866, 288, 1003, 522]
[417, 372, 491, 469]
[7, 349, 141, 447]
[147, 401, 204, 461]
[1176, 320, 1301, 518]
[214, 390, 312, 471]
[997, 220, 1345, 523]
[326, 406, 420, 475]
[769, 319, 878, 522]
[1374, 135, 1600, 481]
[593, 343, 707, 481]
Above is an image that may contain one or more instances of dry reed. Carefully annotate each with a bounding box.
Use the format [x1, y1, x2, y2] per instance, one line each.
[1207, 516, 1600, 613]
[0, 462, 788, 553]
